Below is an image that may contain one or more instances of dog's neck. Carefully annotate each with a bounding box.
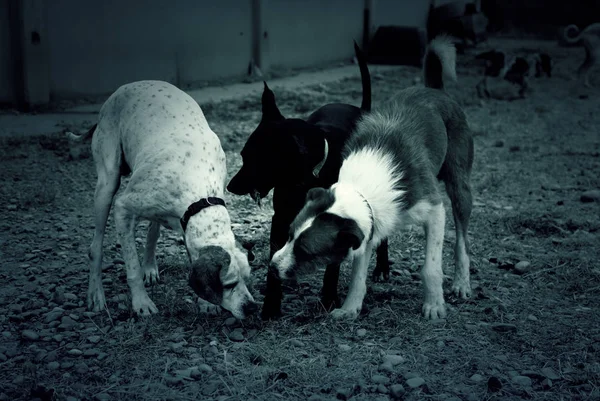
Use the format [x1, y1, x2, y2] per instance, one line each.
[334, 148, 406, 244]
[183, 206, 236, 261]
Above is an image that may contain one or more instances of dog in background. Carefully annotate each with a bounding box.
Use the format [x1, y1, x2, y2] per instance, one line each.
[475, 49, 552, 99]
[561, 23, 600, 88]
[227, 42, 392, 320]
[270, 36, 474, 320]
[68, 81, 258, 319]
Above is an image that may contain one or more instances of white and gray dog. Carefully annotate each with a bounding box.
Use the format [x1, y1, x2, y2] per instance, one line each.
[270, 36, 474, 320]
[68, 81, 258, 319]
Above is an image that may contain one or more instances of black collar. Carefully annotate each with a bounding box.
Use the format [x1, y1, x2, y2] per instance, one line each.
[180, 197, 226, 231]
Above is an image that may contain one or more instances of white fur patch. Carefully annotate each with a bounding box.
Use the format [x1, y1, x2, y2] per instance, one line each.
[271, 242, 296, 279]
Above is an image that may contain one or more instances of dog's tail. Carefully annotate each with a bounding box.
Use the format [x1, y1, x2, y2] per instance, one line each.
[353, 40, 371, 111]
[423, 35, 457, 90]
[562, 23, 600, 45]
[66, 123, 97, 142]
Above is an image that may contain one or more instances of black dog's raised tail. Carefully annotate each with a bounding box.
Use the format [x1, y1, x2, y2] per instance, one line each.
[353, 40, 371, 112]
[423, 35, 457, 90]
[66, 123, 97, 142]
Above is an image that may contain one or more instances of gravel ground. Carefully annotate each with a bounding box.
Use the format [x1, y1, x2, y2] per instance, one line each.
[0, 38, 599, 401]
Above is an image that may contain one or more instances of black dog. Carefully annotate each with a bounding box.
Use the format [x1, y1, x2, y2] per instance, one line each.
[227, 42, 391, 320]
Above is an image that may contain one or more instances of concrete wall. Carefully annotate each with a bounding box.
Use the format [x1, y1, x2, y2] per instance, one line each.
[0, 0, 15, 104]
[46, 0, 253, 98]
[264, 0, 364, 70]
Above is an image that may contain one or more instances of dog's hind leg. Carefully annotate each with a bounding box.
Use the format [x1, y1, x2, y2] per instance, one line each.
[142, 222, 161, 285]
[578, 37, 597, 88]
[421, 202, 447, 320]
[372, 239, 390, 282]
[113, 192, 159, 316]
[87, 130, 122, 312]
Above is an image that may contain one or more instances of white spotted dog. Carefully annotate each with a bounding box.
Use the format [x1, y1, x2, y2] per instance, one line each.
[270, 36, 473, 320]
[67, 81, 258, 319]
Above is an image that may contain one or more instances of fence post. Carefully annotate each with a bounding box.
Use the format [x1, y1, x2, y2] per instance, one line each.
[251, 0, 269, 75]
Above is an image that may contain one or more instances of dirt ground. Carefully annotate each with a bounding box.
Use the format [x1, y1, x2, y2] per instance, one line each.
[0, 38, 599, 401]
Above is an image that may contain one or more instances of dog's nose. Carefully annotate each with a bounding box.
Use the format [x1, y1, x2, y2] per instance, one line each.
[243, 301, 259, 316]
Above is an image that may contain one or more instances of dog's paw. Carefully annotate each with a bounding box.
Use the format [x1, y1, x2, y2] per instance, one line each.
[422, 300, 447, 320]
[87, 286, 107, 312]
[143, 264, 160, 285]
[132, 292, 159, 316]
[330, 308, 360, 320]
[372, 265, 390, 282]
[451, 279, 472, 299]
[197, 298, 222, 316]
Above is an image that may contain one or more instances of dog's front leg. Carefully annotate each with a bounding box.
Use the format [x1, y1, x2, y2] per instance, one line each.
[421, 203, 447, 320]
[114, 197, 158, 316]
[330, 243, 373, 320]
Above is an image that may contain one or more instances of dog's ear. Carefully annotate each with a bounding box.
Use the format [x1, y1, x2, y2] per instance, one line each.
[261, 82, 285, 121]
[189, 246, 230, 305]
[336, 219, 365, 251]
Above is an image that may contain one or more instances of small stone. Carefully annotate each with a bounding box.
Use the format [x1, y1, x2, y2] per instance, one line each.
[514, 261, 530, 275]
[47, 361, 60, 370]
[224, 317, 237, 327]
[470, 373, 484, 382]
[83, 349, 100, 357]
[356, 328, 367, 337]
[338, 344, 351, 351]
[290, 339, 305, 347]
[376, 384, 389, 393]
[87, 335, 101, 344]
[527, 314, 538, 321]
[379, 362, 394, 373]
[541, 378, 552, 389]
[490, 323, 517, 333]
[44, 307, 65, 323]
[521, 370, 544, 380]
[67, 349, 83, 356]
[390, 384, 405, 399]
[94, 393, 111, 401]
[197, 363, 213, 373]
[75, 362, 89, 374]
[372, 374, 390, 385]
[487, 376, 502, 392]
[335, 387, 353, 400]
[228, 329, 244, 342]
[580, 190, 600, 203]
[511, 375, 532, 387]
[382, 354, 405, 366]
[406, 377, 425, 388]
[22, 330, 39, 341]
[541, 367, 560, 380]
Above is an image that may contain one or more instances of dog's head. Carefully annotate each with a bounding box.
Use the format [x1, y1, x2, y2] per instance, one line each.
[189, 245, 258, 319]
[269, 186, 368, 280]
[227, 82, 327, 205]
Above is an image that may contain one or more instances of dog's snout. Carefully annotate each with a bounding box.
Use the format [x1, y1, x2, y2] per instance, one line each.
[243, 301, 259, 316]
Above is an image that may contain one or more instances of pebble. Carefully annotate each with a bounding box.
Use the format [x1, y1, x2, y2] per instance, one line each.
[22, 329, 39, 341]
[335, 387, 353, 400]
[224, 317, 237, 327]
[541, 367, 560, 380]
[390, 384, 405, 399]
[47, 361, 60, 370]
[406, 377, 425, 388]
[0, 353, 6, 362]
[338, 344, 351, 352]
[372, 374, 390, 385]
[75, 362, 89, 374]
[228, 329, 244, 342]
[356, 328, 367, 337]
[376, 384, 389, 393]
[87, 335, 101, 344]
[59, 316, 77, 330]
[197, 363, 213, 373]
[514, 261, 530, 275]
[542, 378, 552, 389]
[511, 375, 532, 387]
[290, 339, 305, 347]
[470, 373, 484, 382]
[490, 323, 517, 333]
[94, 394, 111, 401]
[580, 190, 600, 203]
[68, 349, 83, 356]
[382, 354, 405, 366]
[527, 314, 538, 321]
[379, 362, 394, 373]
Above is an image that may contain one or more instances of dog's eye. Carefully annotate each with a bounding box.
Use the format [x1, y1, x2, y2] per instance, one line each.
[223, 282, 238, 290]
